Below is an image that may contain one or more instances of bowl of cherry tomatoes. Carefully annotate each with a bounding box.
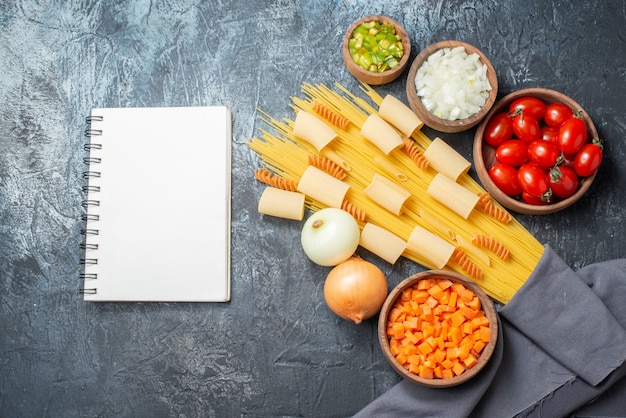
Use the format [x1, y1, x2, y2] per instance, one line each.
[473, 88, 602, 215]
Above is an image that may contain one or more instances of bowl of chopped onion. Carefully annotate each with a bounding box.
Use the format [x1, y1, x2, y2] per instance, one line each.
[378, 270, 498, 388]
[406, 40, 498, 133]
[342, 15, 411, 85]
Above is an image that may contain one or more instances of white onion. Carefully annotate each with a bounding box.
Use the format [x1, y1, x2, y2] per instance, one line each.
[415, 46, 491, 120]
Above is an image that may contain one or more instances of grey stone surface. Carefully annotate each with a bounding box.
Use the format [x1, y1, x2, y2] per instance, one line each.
[1, 1, 625, 416]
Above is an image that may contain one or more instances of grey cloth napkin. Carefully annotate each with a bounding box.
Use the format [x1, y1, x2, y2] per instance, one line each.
[355, 245, 626, 417]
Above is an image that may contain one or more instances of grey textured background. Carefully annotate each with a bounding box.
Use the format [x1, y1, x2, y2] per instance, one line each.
[1, 1, 625, 417]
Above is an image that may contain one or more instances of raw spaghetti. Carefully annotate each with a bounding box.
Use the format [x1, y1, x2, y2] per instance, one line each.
[248, 82, 544, 304]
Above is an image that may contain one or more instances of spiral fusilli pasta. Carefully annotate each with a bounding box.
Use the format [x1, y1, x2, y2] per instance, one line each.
[402, 137, 430, 171]
[341, 199, 367, 222]
[308, 154, 347, 180]
[452, 247, 483, 280]
[471, 233, 511, 262]
[477, 193, 512, 224]
[312, 100, 350, 130]
[254, 168, 299, 192]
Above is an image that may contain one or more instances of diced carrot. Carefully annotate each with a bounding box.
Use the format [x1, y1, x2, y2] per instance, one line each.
[462, 321, 474, 336]
[471, 316, 490, 330]
[407, 354, 421, 366]
[392, 322, 405, 339]
[410, 300, 421, 315]
[463, 353, 478, 369]
[404, 316, 419, 331]
[459, 287, 475, 302]
[390, 338, 400, 355]
[427, 284, 444, 300]
[448, 290, 458, 308]
[458, 341, 472, 360]
[417, 279, 433, 290]
[420, 304, 434, 322]
[450, 310, 466, 328]
[386, 278, 490, 381]
[396, 352, 407, 365]
[441, 358, 454, 370]
[446, 346, 459, 360]
[462, 306, 479, 320]
[438, 278, 454, 290]
[452, 361, 466, 376]
[480, 326, 491, 342]
[448, 326, 463, 345]
[473, 339, 486, 354]
[418, 341, 434, 355]
[468, 296, 482, 311]
[412, 289, 430, 304]
[419, 365, 434, 379]
[389, 307, 403, 322]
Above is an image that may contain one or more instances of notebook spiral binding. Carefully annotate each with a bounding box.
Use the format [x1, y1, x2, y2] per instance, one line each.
[80, 115, 103, 295]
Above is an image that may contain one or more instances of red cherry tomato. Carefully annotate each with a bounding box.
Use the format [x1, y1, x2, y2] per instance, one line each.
[528, 141, 562, 168]
[544, 103, 574, 128]
[509, 97, 547, 120]
[511, 112, 541, 143]
[549, 166, 579, 199]
[518, 163, 552, 200]
[495, 140, 529, 167]
[483, 112, 514, 147]
[573, 141, 603, 177]
[541, 127, 559, 144]
[558, 115, 588, 154]
[522, 191, 553, 205]
[488, 163, 522, 196]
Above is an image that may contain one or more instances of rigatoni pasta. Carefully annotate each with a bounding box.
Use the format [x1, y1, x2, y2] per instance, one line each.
[427, 173, 480, 219]
[360, 114, 404, 155]
[378, 94, 424, 137]
[258, 187, 306, 220]
[297, 165, 350, 208]
[293, 110, 337, 151]
[365, 174, 412, 216]
[423, 137, 471, 180]
[360, 222, 407, 264]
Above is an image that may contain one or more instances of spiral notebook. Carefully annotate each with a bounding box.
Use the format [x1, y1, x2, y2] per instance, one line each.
[80, 106, 232, 302]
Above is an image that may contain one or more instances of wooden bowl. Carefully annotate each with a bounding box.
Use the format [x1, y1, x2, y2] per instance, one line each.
[473, 88, 598, 215]
[378, 270, 498, 388]
[406, 40, 498, 133]
[342, 15, 411, 85]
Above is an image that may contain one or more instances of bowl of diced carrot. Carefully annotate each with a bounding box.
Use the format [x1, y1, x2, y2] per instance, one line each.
[378, 270, 498, 388]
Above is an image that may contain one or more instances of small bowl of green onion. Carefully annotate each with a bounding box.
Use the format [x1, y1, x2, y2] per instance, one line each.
[342, 15, 411, 85]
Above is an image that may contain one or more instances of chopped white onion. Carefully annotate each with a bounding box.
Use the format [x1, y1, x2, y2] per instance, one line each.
[414, 46, 492, 121]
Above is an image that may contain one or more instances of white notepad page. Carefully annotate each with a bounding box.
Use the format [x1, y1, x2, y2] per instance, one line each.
[82, 106, 231, 302]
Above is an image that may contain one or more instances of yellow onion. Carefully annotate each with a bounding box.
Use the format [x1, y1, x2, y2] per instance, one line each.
[323, 257, 388, 324]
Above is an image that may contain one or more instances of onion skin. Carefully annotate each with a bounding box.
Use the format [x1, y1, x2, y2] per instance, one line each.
[323, 257, 388, 324]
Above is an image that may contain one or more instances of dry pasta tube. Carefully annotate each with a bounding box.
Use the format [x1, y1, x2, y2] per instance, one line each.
[428, 173, 480, 219]
[258, 187, 306, 220]
[360, 114, 404, 155]
[423, 137, 471, 180]
[378, 94, 424, 137]
[297, 165, 350, 208]
[360, 222, 407, 264]
[292, 110, 337, 151]
[406, 225, 455, 269]
[374, 156, 408, 182]
[364, 174, 411, 216]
